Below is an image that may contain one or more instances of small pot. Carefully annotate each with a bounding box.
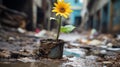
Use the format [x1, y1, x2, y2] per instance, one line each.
[39, 39, 64, 59]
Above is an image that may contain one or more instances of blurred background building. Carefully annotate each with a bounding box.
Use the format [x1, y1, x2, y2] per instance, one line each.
[0, 0, 84, 31]
[65, 0, 83, 27]
[0, 0, 120, 34]
[87, 0, 120, 34]
[0, 0, 51, 31]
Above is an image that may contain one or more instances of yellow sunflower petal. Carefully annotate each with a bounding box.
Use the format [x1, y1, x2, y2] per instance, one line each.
[63, 14, 68, 18]
[57, 0, 61, 2]
[61, 0, 64, 2]
[66, 9, 73, 13]
[66, 3, 70, 6]
[52, 0, 73, 18]
[52, 10, 56, 12]
[54, 3, 58, 7]
[56, 13, 60, 16]
[65, 12, 70, 16]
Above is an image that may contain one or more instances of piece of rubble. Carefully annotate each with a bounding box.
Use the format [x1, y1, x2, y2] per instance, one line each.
[11, 49, 32, 58]
[17, 57, 36, 63]
[0, 49, 11, 58]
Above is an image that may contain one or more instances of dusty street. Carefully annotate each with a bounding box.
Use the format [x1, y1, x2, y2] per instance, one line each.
[0, 28, 120, 67]
[0, 0, 120, 67]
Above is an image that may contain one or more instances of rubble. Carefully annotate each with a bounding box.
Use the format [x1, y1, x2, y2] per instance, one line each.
[0, 29, 120, 67]
[63, 48, 86, 58]
[0, 49, 11, 58]
[0, 6, 27, 28]
[0, 20, 120, 67]
[17, 57, 36, 63]
[0, 26, 40, 60]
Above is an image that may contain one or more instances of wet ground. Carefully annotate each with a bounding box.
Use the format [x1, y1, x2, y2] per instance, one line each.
[0, 60, 63, 67]
[0, 59, 103, 67]
[0, 28, 120, 67]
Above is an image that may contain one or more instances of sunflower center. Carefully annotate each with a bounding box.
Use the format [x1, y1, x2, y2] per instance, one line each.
[59, 7, 65, 13]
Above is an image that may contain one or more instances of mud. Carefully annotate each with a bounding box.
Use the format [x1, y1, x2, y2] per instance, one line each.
[0, 28, 40, 59]
[0, 28, 120, 67]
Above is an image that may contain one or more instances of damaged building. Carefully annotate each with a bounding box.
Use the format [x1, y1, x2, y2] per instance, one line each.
[0, 0, 51, 31]
[87, 0, 120, 34]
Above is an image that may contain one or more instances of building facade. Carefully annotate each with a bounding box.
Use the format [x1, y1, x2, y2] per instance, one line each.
[65, 0, 83, 27]
[0, 0, 51, 31]
[87, 0, 120, 33]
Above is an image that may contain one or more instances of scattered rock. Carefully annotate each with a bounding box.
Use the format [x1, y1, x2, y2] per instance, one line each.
[0, 49, 11, 58]
[17, 57, 35, 63]
[11, 50, 32, 58]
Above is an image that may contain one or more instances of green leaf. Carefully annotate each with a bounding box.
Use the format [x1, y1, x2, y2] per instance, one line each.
[60, 25, 75, 33]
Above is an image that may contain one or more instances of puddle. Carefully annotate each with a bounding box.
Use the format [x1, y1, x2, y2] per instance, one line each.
[0, 62, 63, 67]
[0, 60, 103, 67]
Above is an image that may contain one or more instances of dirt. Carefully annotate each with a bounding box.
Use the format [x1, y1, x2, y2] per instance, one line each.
[39, 39, 64, 58]
[0, 27, 65, 60]
[0, 27, 40, 59]
[0, 28, 120, 67]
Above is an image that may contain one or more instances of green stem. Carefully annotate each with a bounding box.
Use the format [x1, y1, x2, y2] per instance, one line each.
[56, 16, 62, 41]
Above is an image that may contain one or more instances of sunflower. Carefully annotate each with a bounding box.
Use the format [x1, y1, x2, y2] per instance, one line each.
[52, 0, 73, 18]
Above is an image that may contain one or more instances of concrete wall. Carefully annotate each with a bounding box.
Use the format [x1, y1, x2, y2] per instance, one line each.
[0, 0, 2, 4]
[88, 0, 120, 33]
[90, 0, 108, 15]
[2, 0, 34, 30]
[112, 0, 120, 33]
[65, 0, 82, 25]
[33, 0, 51, 30]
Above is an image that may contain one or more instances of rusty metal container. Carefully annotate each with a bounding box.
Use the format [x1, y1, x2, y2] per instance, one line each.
[40, 39, 64, 59]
